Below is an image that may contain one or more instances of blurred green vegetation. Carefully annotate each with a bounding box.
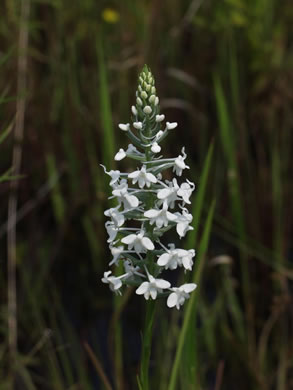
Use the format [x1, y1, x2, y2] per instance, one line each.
[1, 0, 292, 389]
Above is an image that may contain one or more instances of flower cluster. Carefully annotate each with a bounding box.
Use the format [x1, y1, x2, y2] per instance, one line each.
[101, 65, 197, 309]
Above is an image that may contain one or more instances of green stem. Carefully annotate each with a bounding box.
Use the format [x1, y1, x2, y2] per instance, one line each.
[139, 115, 157, 390]
[139, 299, 156, 390]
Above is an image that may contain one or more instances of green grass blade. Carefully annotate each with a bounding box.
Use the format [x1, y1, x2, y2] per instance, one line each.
[168, 199, 216, 390]
[0, 122, 13, 145]
[46, 153, 66, 223]
[213, 73, 250, 323]
[185, 139, 214, 249]
[97, 34, 115, 170]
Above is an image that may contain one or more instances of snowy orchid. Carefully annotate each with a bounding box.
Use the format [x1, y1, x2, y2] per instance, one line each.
[144, 201, 177, 228]
[128, 165, 157, 188]
[121, 230, 154, 254]
[101, 65, 197, 309]
[167, 283, 197, 309]
[136, 274, 171, 300]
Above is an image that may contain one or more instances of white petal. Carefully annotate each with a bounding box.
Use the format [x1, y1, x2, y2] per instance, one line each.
[144, 209, 160, 218]
[151, 142, 161, 153]
[118, 123, 130, 131]
[125, 194, 139, 208]
[181, 283, 197, 293]
[177, 223, 186, 237]
[114, 148, 126, 161]
[145, 172, 157, 183]
[131, 105, 137, 115]
[157, 253, 170, 266]
[150, 287, 158, 300]
[166, 122, 178, 130]
[121, 234, 137, 245]
[175, 158, 186, 169]
[113, 279, 122, 290]
[128, 170, 140, 179]
[141, 237, 155, 250]
[157, 188, 172, 199]
[167, 293, 178, 308]
[155, 279, 171, 289]
[166, 211, 177, 221]
[136, 282, 149, 295]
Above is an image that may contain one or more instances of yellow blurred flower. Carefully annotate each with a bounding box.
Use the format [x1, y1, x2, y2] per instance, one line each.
[102, 8, 120, 24]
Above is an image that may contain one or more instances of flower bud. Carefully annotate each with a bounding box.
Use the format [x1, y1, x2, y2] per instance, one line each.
[143, 106, 152, 114]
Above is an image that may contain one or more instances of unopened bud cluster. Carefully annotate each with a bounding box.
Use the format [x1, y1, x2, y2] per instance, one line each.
[101, 65, 197, 309]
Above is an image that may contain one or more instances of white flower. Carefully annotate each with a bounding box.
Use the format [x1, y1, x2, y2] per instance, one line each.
[123, 260, 145, 278]
[167, 283, 197, 309]
[154, 97, 159, 106]
[112, 181, 139, 209]
[109, 245, 124, 266]
[137, 97, 143, 106]
[177, 180, 195, 204]
[144, 201, 177, 228]
[141, 91, 148, 99]
[100, 165, 121, 187]
[131, 105, 137, 115]
[175, 208, 194, 238]
[118, 123, 130, 131]
[143, 106, 152, 114]
[136, 275, 171, 300]
[156, 114, 165, 122]
[173, 147, 190, 176]
[121, 231, 154, 253]
[104, 206, 125, 227]
[157, 179, 179, 208]
[177, 249, 195, 270]
[102, 271, 130, 295]
[126, 144, 143, 156]
[133, 121, 143, 130]
[151, 142, 161, 153]
[128, 165, 157, 188]
[105, 221, 119, 243]
[166, 122, 178, 130]
[114, 148, 126, 161]
[157, 244, 181, 270]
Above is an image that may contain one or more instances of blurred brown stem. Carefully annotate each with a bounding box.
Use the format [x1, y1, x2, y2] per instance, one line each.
[7, 0, 30, 371]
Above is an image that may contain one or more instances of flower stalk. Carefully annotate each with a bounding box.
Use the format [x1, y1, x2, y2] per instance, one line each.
[101, 65, 197, 388]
